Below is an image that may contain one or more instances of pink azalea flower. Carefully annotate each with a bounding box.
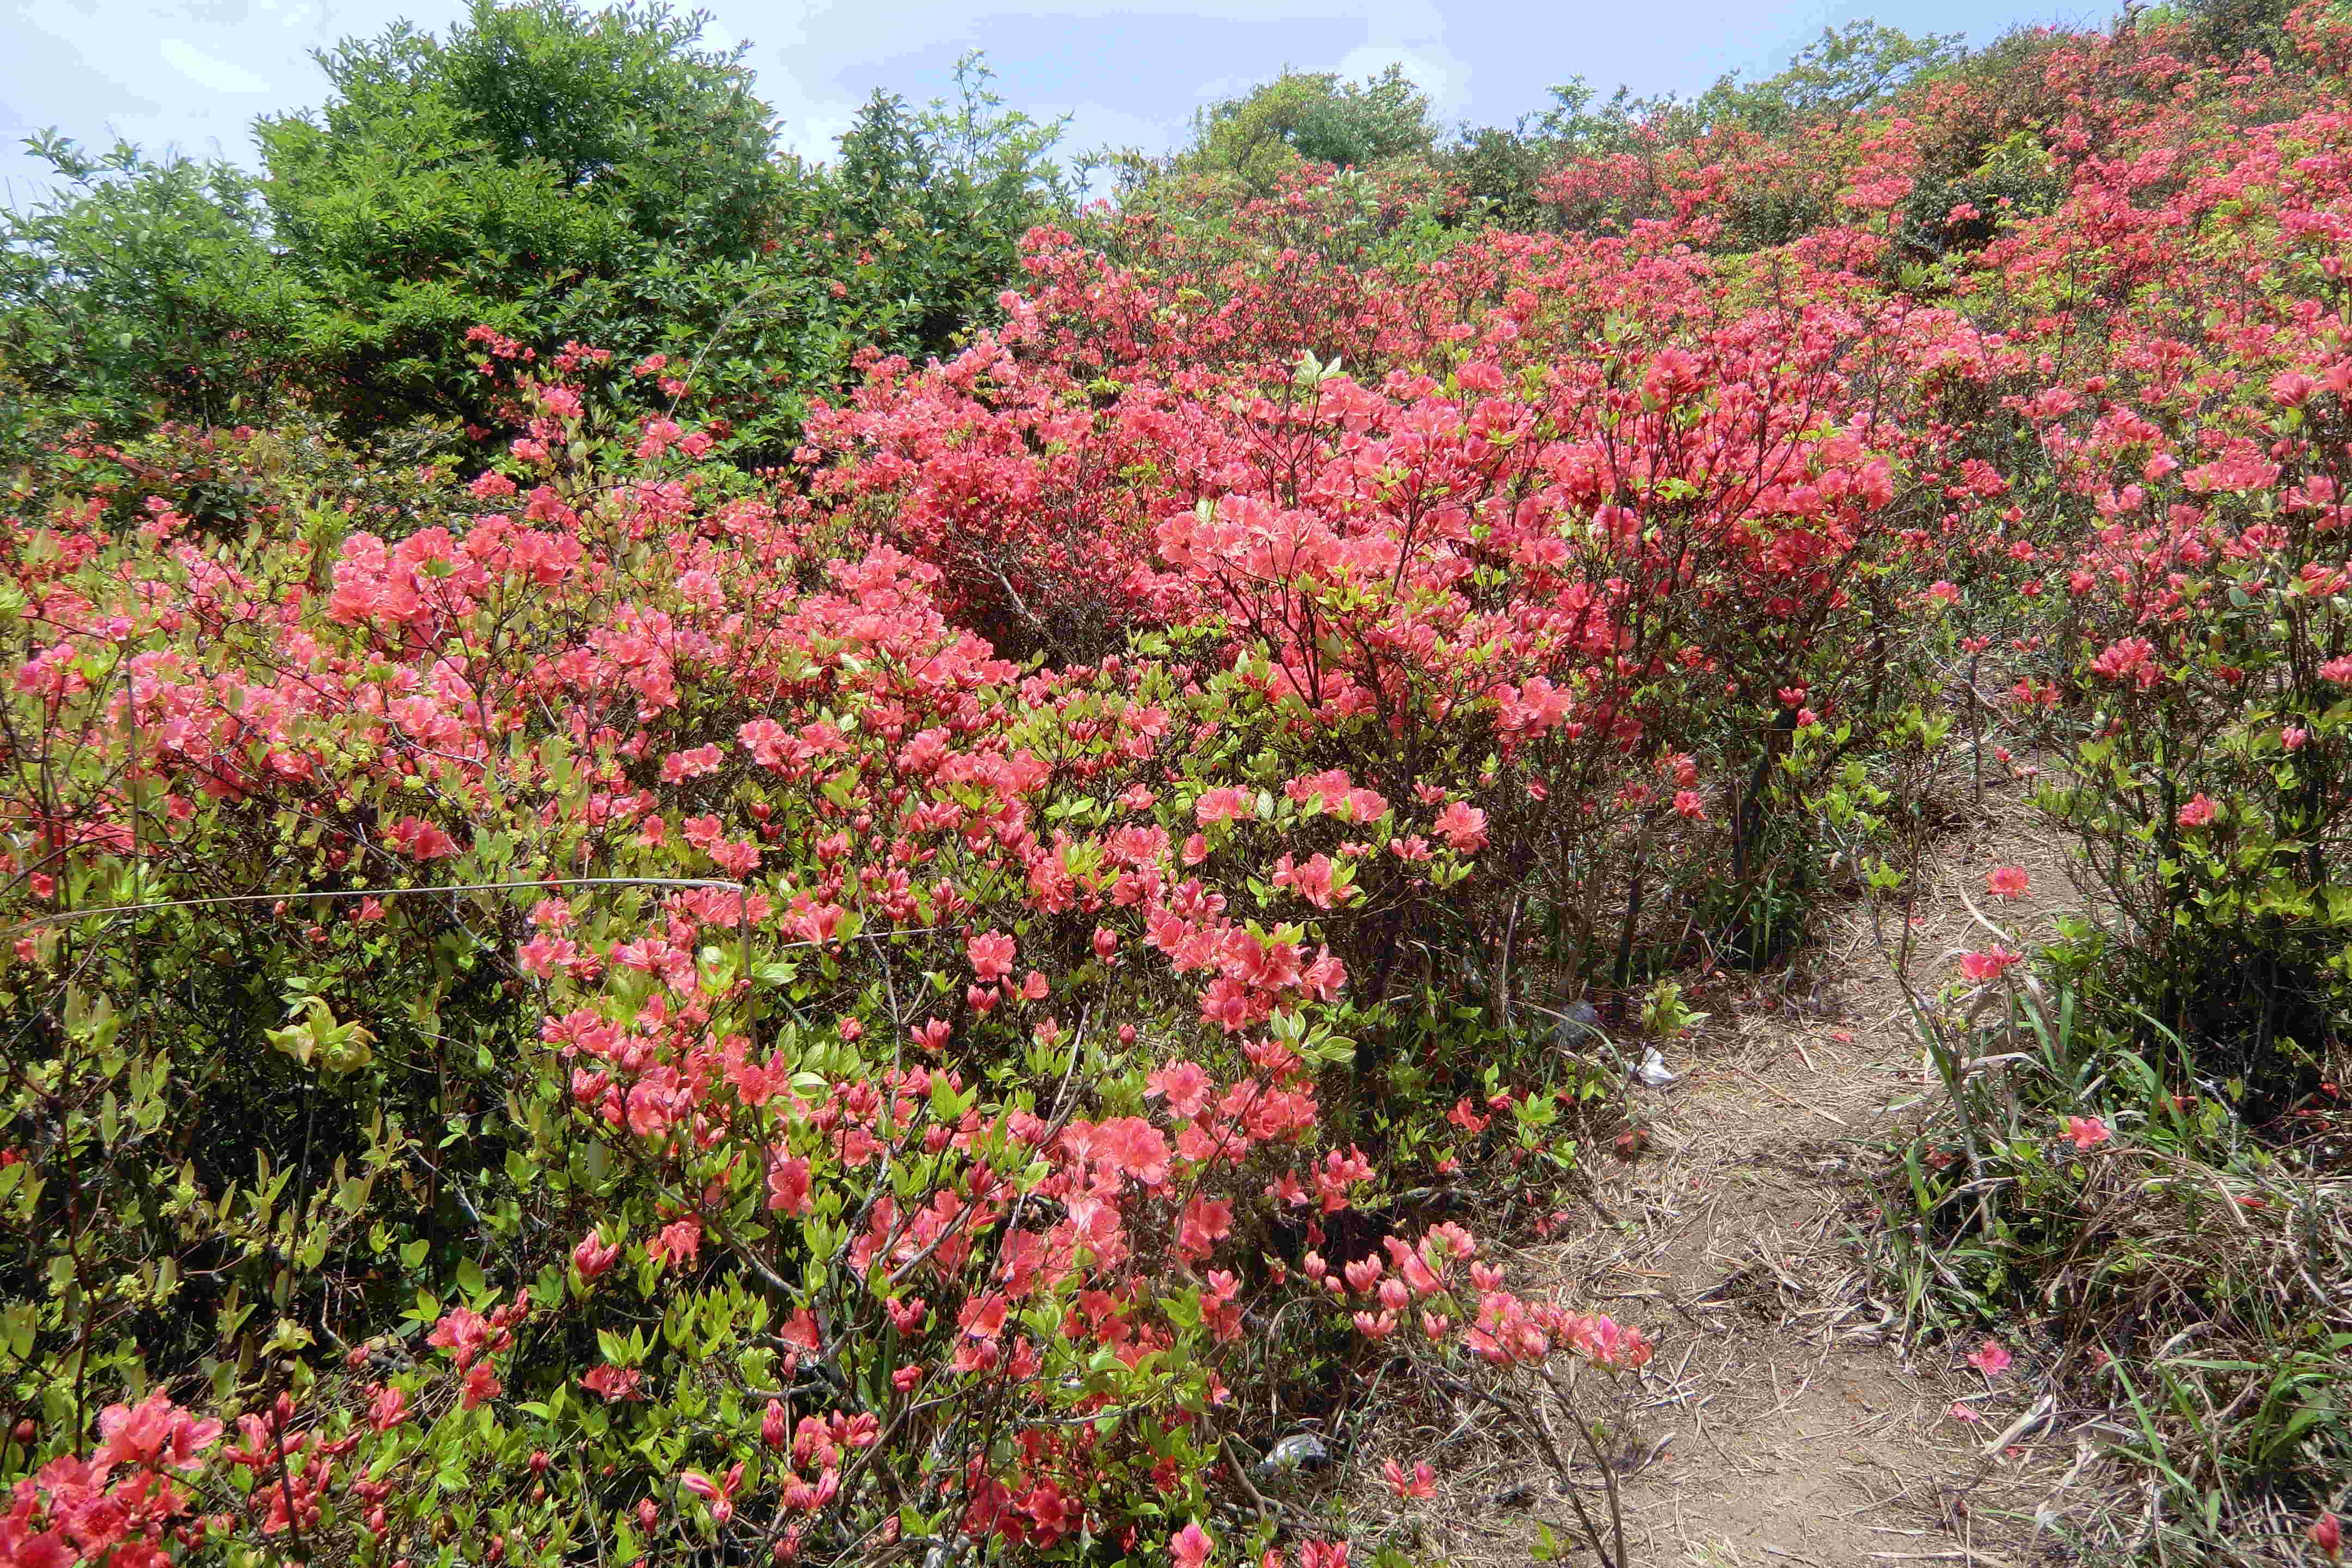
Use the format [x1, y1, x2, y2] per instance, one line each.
[385, 814, 460, 860]
[1172, 1520, 1215, 1568]
[581, 1364, 644, 1402]
[1958, 947, 2023, 982]
[1432, 800, 1489, 852]
[2063, 1114, 2110, 1151]
[966, 929, 1016, 983]
[1381, 1459, 1437, 1498]
[1985, 865, 2030, 898]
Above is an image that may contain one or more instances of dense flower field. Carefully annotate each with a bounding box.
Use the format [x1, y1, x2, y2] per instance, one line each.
[5, 2, 2352, 1564]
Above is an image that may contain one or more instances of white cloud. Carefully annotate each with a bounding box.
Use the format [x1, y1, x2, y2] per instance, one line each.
[160, 37, 272, 94]
[1334, 42, 1467, 113]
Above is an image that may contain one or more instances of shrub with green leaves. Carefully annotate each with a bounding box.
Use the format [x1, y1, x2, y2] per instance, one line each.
[0, 137, 304, 439]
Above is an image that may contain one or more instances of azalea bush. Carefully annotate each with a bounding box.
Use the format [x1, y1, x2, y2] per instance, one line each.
[2026, 359, 2352, 1113]
[813, 164, 1966, 989]
[0, 338, 1668, 1566]
[1847, 14, 2352, 1548]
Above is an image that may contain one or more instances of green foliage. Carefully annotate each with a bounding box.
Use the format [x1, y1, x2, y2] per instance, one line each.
[11, 412, 473, 545]
[254, 0, 789, 432]
[1683, 21, 1968, 137]
[1875, 972, 2352, 1555]
[1451, 22, 1965, 238]
[2031, 514, 2352, 1112]
[2165, 0, 2304, 62]
[1895, 127, 2066, 262]
[0, 5, 1068, 459]
[1562, 19, 1962, 146]
[1437, 124, 1557, 230]
[830, 54, 1071, 363]
[1180, 64, 1438, 195]
[0, 136, 304, 436]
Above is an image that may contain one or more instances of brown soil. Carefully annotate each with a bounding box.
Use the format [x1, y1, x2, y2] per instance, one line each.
[1350, 789, 2103, 1566]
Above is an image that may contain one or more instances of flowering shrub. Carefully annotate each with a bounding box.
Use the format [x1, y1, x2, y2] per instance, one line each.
[813, 170, 1963, 988]
[0, 347, 1659, 1565]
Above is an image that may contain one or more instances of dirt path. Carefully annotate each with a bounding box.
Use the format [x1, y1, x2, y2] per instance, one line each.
[1373, 796, 2092, 1566]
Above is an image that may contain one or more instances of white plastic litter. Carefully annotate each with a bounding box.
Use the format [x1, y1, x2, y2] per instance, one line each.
[1632, 1048, 1680, 1088]
[1255, 1433, 1330, 1477]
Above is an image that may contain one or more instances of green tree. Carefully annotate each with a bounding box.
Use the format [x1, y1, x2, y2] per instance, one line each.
[0, 134, 303, 434]
[831, 53, 1070, 363]
[1444, 22, 1966, 237]
[1688, 21, 1966, 134]
[1184, 64, 1439, 194]
[255, 0, 789, 430]
[1533, 21, 1964, 153]
[2169, 0, 2300, 61]
[1441, 123, 1558, 230]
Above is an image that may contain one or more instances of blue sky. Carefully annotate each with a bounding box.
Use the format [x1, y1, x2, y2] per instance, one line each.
[2, 0, 2105, 204]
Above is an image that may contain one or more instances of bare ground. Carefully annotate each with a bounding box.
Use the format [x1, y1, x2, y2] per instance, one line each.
[1350, 792, 2105, 1566]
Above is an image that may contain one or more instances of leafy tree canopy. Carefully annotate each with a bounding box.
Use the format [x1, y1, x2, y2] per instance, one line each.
[254, 0, 789, 427]
[1182, 64, 1440, 193]
[1538, 20, 1967, 155]
[831, 54, 1070, 360]
[0, 135, 300, 431]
